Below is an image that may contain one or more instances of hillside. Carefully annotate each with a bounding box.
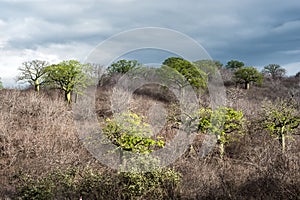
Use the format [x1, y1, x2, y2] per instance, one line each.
[0, 75, 299, 199]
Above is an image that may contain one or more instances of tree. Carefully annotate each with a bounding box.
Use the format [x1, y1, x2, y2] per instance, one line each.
[0, 77, 3, 89]
[107, 59, 141, 76]
[197, 107, 244, 158]
[193, 60, 223, 78]
[262, 64, 286, 79]
[45, 60, 93, 104]
[162, 57, 207, 91]
[234, 67, 263, 89]
[103, 111, 165, 165]
[103, 111, 164, 154]
[261, 99, 300, 153]
[17, 60, 49, 92]
[225, 60, 245, 71]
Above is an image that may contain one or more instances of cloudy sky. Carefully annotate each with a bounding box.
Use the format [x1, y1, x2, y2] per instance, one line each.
[1, 0, 300, 87]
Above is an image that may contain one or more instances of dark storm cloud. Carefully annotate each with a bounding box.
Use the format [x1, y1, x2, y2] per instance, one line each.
[1, 0, 300, 82]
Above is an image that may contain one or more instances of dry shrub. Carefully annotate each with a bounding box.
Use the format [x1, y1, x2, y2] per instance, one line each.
[172, 80, 300, 199]
[1, 72, 300, 199]
[0, 89, 99, 198]
[173, 136, 299, 199]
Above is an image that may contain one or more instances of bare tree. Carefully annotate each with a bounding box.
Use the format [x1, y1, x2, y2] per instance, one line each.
[17, 60, 49, 92]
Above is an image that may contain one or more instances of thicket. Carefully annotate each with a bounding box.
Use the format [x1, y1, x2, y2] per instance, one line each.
[0, 60, 299, 199]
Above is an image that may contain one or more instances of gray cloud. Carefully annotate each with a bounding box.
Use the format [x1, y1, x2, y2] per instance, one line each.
[1, 0, 300, 86]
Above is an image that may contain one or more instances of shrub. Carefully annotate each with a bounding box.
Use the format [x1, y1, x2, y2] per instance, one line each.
[260, 98, 300, 153]
[197, 107, 245, 158]
[119, 168, 181, 199]
[102, 111, 165, 154]
[15, 166, 181, 200]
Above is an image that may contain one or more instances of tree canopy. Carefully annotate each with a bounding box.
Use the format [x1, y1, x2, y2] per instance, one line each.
[107, 59, 141, 76]
[162, 57, 207, 91]
[226, 60, 245, 70]
[17, 60, 49, 92]
[193, 60, 223, 78]
[45, 60, 93, 104]
[262, 64, 286, 79]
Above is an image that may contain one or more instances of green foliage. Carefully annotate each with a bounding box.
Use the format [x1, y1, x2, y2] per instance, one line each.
[162, 57, 208, 91]
[16, 168, 78, 200]
[0, 77, 3, 89]
[262, 64, 286, 79]
[194, 60, 223, 77]
[17, 60, 49, 92]
[198, 107, 244, 158]
[77, 168, 115, 199]
[45, 60, 93, 103]
[119, 168, 180, 199]
[16, 166, 180, 200]
[225, 60, 244, 70]
[103, 111, 165, 154]
[107, 59, 141, 75]
[234, 67, 263, 89]
[261, 99, 300, 152]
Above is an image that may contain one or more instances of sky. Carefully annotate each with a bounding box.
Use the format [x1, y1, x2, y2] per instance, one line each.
[1, 0, 300, 87]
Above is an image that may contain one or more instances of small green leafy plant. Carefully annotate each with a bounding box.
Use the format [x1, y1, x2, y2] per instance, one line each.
[198, 107, 244, 158]
[261, 98, 300, 153]
[103, 111, 165, 154]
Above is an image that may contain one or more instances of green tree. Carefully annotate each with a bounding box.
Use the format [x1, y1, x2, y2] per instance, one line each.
[103, 111, 164, 155]
[103, 111, 165, 168]
[198, 107, 244, 158]
[234, 67, 263, 89]
[261, 99, 300, 153]
[262, 64, 286, 79]
[226, 60, 245, 71]
[193, 60, 223, 78]
[162, 57, 207, 91]
[45, 60, 93, 104]
[17, 60, 49, 92]
[0, 77, 3, 89]
[107, 59, 141, 76]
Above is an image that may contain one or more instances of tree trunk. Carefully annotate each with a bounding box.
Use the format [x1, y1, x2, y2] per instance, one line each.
[34, 80, 40, 92]
[279, 126, 286, 153]
[219, 143, 224, 159]
[245, 82, 250, 90]
[65, 91, 71, 104]
[217, 135, 224, 159]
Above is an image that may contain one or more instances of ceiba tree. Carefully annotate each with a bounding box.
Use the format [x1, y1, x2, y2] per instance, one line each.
[17, 60, 49, 92]
[45, 60, 93, 104]
[234, 67, 263, 89]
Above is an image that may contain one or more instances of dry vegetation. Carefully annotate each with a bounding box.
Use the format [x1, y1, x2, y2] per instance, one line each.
[0, 75, 300, 199]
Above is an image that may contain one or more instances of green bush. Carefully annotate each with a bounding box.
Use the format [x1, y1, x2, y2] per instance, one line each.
[103, 111, 165, 154]
[17, 168, 78, 200]
[260, 98, 300, 152]
[119, 169, 180, 199]
[15, 166, 180, 200]
[198, 107, 244, 158]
